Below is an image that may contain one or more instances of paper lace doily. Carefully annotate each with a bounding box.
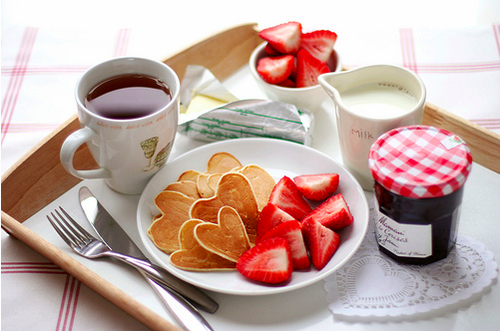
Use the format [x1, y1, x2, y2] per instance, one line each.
[324, 204, 498, 320]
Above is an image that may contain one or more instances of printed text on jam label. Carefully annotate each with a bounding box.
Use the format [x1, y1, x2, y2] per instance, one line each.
[374, 207, 432, 258]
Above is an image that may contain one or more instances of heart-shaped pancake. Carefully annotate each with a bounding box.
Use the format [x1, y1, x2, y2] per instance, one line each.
[164, 180, 201, 199]
[194, 206, 251, 262]
[238, 164, 275, 211]
[177, 169, 202, 182]
[170, 219, 236, 270]
[206, 152, 242, 174]
[148, 191, 196, 253]
[190, 172, 259, 243]
[196, 173, 222, 198]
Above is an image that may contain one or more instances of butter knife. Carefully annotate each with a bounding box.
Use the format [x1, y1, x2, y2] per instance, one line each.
[78, 186, 218, 314]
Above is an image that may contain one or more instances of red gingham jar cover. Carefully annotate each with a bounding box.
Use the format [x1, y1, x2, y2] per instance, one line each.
[368, 125, 473, 198]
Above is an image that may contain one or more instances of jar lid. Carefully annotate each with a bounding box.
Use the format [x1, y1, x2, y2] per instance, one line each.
[368, 125, 472, 198]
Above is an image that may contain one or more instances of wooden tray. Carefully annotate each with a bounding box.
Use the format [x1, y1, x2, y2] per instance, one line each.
[2, 22, 500, 331]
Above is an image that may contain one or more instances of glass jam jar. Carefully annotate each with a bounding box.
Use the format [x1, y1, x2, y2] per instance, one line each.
[368, 125, 472, 265]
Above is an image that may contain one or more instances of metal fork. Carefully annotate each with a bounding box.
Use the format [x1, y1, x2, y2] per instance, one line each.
[47, 207, 214, 331]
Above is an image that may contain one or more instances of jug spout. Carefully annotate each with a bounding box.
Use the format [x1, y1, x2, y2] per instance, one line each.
[318, 71, 350, 105]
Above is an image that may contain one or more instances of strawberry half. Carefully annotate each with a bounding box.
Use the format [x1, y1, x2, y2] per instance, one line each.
[302, 193, 353, 231]
[259, 220, 310, 270]
[236, 237, 293, 284]
[257, 55, 295, 85]
[256, 202, 296, 243]
[300, 30, 338, 63]
[264, 43, 281, 56]
[279, 78, 296, 88]
[269, 176, 313, 220]
[293, 173, 339, 201]
[295, 49, 330, 88]
[301, 218, 340, 270]
[258, 21, 302, 54]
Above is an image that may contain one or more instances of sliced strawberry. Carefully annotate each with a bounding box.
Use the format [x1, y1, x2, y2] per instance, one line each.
[300, 30, 338, 63]
[259, 220, 310, 270]
[301, 218, 340, 270]
[295, 49, 330, 88]
[302, 193, 354, 231]
[256, 202, 296, 243]
[257, 55, 295, 85]
[279, 78, 296, 88]
[288, 55, 298, 81]
[236, 237, 293, 284]
[258, 21, 302, 54]
[293, 173, 339, 201]
[264, 43, 281, 56]
[269, 176, 313, 220]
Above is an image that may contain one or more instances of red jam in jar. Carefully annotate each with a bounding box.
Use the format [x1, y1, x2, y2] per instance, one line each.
[368, 125, 472, 265]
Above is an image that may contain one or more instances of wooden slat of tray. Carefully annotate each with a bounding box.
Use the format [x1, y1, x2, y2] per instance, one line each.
[1, 114, 96, 225]
[423, 102, 500, 174]
[1, 211, 178, 331]
[2, 21, 500, 331]
[162, 22, 262, 81]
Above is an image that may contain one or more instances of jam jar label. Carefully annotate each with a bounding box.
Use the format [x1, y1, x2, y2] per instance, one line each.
[374, 200, 432, 258]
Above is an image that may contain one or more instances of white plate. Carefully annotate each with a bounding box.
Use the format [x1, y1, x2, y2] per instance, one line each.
[137, 138, 369, 296]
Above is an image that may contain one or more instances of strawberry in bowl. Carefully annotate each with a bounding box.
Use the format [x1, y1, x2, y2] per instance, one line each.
[249, 22, 342, 112]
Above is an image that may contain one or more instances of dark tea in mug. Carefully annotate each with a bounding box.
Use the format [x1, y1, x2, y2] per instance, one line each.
[84, 74, 172, 120]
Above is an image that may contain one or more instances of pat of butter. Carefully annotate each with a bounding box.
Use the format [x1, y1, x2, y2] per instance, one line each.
[185, 95, 227, 114]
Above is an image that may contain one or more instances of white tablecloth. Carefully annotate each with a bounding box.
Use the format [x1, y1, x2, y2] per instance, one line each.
[2, 1, 500, 330]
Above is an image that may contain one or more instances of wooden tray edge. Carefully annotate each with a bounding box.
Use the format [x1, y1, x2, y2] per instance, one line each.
[1, 115, 91, 225]
[160, 22, 261, 81]
[423, 102, 500, 174]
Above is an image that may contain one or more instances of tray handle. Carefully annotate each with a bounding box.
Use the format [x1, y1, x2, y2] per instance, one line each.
[1, 115, 97, 223]
[1, 211, 181, 330]
[423, 102, 500, 174]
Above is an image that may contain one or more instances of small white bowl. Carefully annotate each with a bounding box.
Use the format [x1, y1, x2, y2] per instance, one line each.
[249, 42, 342, 113]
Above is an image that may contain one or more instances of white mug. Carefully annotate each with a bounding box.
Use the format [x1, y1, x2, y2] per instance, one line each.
[61, 57, 180, 194]
[319, 64, 426, 191]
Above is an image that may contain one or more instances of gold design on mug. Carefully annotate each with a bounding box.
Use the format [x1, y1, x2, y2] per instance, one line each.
[141, 136, 159, 171]
[154, 142, 172, 168]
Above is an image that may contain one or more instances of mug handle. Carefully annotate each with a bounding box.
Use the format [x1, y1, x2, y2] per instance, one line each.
[60, 126, 111, 179]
